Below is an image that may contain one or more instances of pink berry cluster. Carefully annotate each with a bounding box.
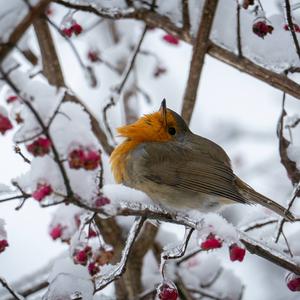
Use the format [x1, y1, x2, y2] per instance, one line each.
[252, 21, 274, 39]
[32, 183, 53, 202]
[157, 280, 178, 300]
[62, 22, 82, 38]
[73, 245, 114, 276]
[68, 147, 101, 170]
[27, 137, 51, 156]
[200, 233, 246, 262]
[94, 195, 110, 208]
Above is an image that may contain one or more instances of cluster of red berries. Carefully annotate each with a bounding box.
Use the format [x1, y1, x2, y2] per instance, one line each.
[27, 137, 51, 156]
[252, 21, 274, 39]
[200, 233, 246, 262]
[68, 147, 101, 170]
[157, 280, 178, 300]
[32, 183, 53, 202]
[62, 22, 82, 38]
[94, 195, 111, 208]
[73, 245, 114, 276]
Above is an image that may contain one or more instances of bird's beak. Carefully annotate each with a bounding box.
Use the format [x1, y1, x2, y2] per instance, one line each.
[160, 99, 167, 126]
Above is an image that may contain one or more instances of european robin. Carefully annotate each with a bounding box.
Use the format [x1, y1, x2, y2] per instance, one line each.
[110, 100, 294, 221]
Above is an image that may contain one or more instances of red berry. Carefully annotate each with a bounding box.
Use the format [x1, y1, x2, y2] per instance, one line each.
[88, 262, 100, 276]
[0, 114, 13, 135]
[201, 233, 222, 250]
[157, 280, 178, 300]
[27, 137, 51, 156]
[252, 21, 273, 38]
[62, 27, 73, 37]
[162, 34, 179, 45]
[71, 23, 83, 36]
[286, 273, 300, 291]
[50, 224, 62, 240]
[229, 243, 246, 262]
[95, 196, 110, 207]
[74, 250, 88, 265]
[0, 240, 9, 253]
[6, 95, 18, 104]
[83, 149, 101, 170]
[32, 183, 52, 201]
[68, 148, 85, 169]
[87, 51, 99, 62]
[88, 228, 98, 238]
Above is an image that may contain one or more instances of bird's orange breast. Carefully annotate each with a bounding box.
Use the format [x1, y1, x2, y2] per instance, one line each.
[110, 139, 139, 183]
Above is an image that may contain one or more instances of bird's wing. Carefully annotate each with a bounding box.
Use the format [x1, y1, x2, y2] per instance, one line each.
[137, 141, 247, 204]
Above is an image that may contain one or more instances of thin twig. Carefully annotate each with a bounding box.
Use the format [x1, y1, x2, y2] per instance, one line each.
[242, 218, 278, 232]
[275, 183, 300, 243]
[284, 0, 300, 60]
[14, 145, 31, 164]
[0, 277, 24, 300]
[236, 0, 243, 57]
[103, 25, 148, 140]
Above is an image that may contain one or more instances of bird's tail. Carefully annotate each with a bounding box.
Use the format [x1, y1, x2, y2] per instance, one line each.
[235, 178, 295, 222]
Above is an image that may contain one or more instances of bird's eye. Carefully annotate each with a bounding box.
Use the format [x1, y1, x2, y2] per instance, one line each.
[168, 127, 176, 135]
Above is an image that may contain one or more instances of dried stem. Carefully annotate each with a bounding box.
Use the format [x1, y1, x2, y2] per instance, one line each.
[0, 277, 24, 300]
[236, 1, 243, 57]
[181, 0, 219, 124]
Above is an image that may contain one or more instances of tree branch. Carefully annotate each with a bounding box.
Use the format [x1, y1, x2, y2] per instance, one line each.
[0, 0, 51, 63]
[54, 1, 300, 101]
[0, 277, 24, 300]
[181, 0, 219, 124]
[94, 217, 145, 291]
[33, 17, 65, 86]
[284, 0, 300, 60]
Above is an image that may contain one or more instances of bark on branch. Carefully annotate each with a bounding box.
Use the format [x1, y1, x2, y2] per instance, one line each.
[181, 0, 219, 124]
[0, 0, 51, 63]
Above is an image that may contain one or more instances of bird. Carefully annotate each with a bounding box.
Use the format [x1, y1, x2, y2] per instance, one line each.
[110, 99, 294, 221]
